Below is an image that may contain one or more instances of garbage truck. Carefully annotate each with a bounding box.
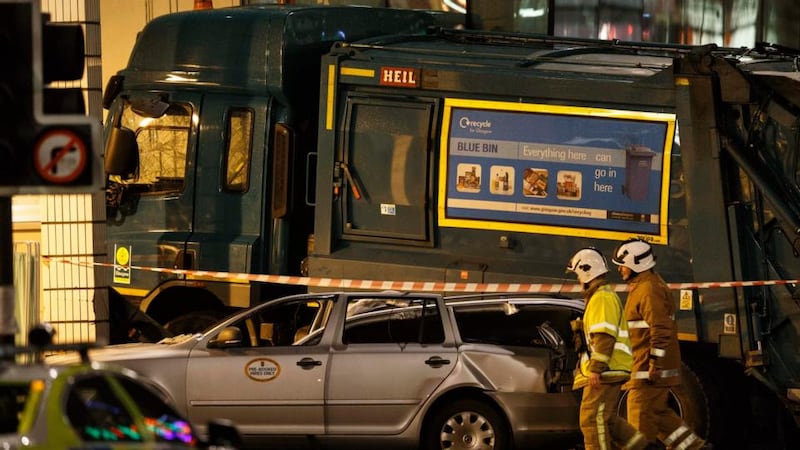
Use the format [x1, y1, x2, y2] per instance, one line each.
[303, 30, 800, 448]
[102, 4, 800, 448]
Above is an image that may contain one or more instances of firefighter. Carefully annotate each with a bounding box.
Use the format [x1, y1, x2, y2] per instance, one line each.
[612, 239, 712, 450]
[566, 248, 657, 450]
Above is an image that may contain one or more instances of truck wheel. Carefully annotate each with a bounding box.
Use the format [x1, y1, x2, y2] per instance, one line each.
[423, 399, 510, 450]
[614, 362, 719, 445]
[164, 310, 224, 335]
[671, 362, 715, 439]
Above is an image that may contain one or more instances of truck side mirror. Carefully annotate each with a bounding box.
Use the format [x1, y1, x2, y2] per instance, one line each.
[105, 127, 138, 176]
[102, 74, 124, 110]
[130, 96, 170, 118]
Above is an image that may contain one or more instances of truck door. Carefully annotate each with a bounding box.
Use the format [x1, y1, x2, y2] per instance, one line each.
[107, 92, 274, 322]
[106, 92, 201, 299]
[186, 94, 268, 282]
[311, 95, 437, 280]
[325, 295, 457, 434]
[337, 97, 434, 244]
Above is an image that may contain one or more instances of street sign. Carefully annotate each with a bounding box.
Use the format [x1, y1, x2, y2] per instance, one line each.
[33, 129, 89, 184]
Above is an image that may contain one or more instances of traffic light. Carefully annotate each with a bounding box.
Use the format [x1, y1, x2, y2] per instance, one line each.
[0, 0, 101, 194]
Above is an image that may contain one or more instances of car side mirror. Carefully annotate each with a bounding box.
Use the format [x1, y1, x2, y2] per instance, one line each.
[207, 326, 243, 349]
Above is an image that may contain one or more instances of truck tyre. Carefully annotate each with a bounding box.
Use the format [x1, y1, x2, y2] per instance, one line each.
[671, 362, 716, 441]
[164, 310, 225, 335]
[423, 398, 510, 450]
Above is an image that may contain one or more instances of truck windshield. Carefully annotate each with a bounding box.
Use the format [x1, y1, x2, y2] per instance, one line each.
[117, 102, 193, 194]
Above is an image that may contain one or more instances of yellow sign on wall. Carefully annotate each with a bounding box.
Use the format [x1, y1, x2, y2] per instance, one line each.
[113, 244, 132, 284]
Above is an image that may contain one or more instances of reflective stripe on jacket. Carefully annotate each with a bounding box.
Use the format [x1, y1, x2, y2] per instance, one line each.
[623, 270, 682, 388]
[574, 282, 633, 389]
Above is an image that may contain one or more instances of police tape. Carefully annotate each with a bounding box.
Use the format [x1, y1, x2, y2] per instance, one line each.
[43, 257, 800, 294]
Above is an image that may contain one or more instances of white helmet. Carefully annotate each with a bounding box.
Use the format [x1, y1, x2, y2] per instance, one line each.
[566, 248, 609, 285]
[612, 239, 656, 273]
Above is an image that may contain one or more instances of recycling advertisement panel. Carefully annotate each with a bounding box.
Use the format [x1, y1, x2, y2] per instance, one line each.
[438, 98, 676, 244]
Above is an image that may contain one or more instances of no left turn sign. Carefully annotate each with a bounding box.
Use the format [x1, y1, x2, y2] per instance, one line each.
[33, 128, 88, 184]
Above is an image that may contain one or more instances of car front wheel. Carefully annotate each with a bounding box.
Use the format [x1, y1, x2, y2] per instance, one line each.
[423, 399, 510, 450]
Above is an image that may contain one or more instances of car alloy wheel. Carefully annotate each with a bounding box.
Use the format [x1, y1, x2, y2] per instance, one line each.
[442, 410, 495, 449]
[426, 398, 509, 450]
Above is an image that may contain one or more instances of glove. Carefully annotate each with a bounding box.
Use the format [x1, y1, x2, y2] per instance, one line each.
[570, 319, 585, 353]
[588, 371, 601, 388]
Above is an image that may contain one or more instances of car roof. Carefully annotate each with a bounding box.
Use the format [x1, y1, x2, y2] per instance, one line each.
[444, 293, 585, 311]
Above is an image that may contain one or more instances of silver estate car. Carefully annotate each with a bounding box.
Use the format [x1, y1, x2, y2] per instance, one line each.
[49, 291, 585, 449]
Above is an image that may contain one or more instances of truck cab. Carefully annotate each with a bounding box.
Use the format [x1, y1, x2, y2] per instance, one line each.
[102, 5, 449, 333]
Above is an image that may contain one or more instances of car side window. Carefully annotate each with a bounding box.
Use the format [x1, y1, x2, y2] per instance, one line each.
[113, 375, 198, 445]
[453, 304, 577, 348]
[222, 298, 331, 348]
[66, 374, 141, 442]
[343, 297, 445, 344]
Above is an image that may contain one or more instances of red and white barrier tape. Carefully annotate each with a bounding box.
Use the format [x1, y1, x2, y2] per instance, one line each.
[43, 257, 799, 294]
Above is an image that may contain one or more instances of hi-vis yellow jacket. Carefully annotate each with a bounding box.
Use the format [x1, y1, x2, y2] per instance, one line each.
[573, 282, 633, 389]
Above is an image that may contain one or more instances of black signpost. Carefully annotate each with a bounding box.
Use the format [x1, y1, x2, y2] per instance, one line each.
[0, 199, 14, 356]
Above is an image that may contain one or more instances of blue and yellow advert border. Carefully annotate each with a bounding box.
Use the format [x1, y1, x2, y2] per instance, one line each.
[438, 98, 676, 245]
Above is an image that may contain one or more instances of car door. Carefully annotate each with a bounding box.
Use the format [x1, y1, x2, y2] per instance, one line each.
[325, 295, 458, 435]
[450, 298, 584, 431]
[185, 296, 334, 438]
